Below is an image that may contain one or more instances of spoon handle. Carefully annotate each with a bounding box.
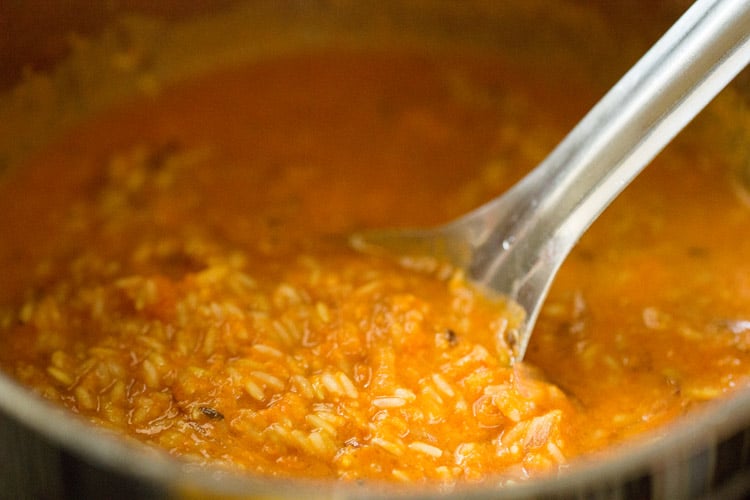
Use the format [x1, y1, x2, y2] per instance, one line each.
[467, 0, 750, 359]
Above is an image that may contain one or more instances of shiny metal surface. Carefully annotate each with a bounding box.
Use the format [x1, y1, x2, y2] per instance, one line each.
[1, 1, 750, 499]
[355, 0, 750, 361]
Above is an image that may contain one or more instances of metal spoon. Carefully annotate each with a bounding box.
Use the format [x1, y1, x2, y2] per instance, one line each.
[352, 0, 750, 362]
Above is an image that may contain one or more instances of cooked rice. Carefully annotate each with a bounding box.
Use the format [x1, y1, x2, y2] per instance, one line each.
[0, 141, 570, 482]
[0, 56, 588, 484]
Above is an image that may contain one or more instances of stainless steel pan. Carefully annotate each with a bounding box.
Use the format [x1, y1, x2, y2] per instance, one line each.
[1, 1, 749, 498]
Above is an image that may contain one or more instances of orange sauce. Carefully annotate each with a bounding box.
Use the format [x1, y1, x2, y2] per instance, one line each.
[0, 51, 748, 483]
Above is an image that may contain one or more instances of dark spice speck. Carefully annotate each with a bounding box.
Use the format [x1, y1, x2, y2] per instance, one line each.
[200, 406, 224, 420]
[446, 328, 458, 346]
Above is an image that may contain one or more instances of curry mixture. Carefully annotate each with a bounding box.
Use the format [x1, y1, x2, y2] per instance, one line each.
[0, 52, 749, 485]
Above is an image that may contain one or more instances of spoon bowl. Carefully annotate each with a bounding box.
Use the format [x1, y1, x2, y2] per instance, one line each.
[353, 0, 750, 362]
